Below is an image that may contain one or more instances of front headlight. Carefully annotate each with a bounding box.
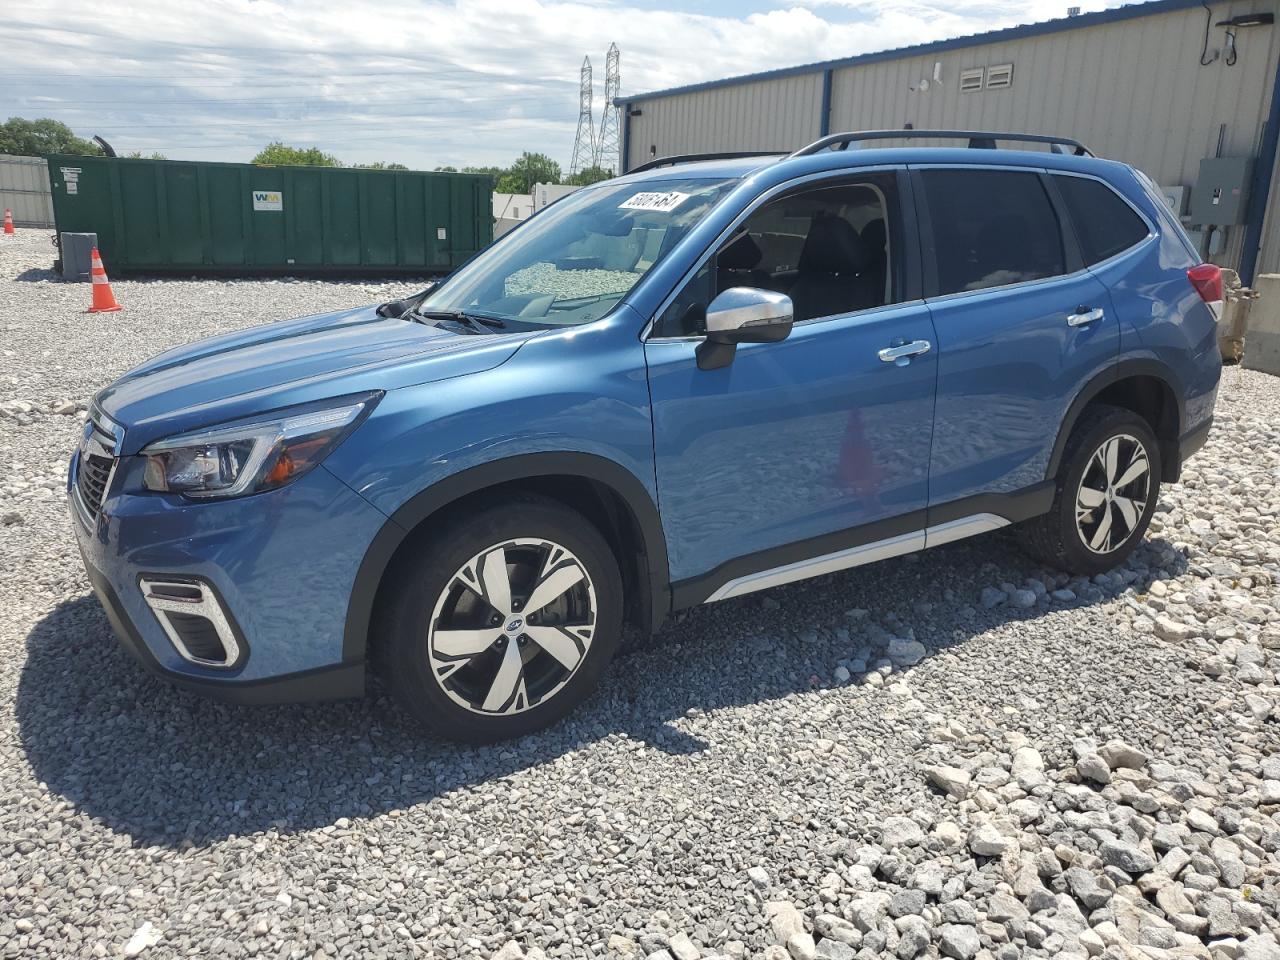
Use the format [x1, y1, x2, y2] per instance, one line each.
[141, 392, 379, 499]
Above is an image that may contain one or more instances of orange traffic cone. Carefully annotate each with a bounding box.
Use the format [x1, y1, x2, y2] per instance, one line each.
[87, 248, 123, 313]
[2, 209, 13, 234]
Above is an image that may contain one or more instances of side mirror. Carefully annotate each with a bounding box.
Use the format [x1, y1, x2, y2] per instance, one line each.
[696, 287, 794, 370]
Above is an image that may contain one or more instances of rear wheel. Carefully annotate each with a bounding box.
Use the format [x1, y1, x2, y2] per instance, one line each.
[380, 497, 623, 742]
[1018, 405, 1161, 575]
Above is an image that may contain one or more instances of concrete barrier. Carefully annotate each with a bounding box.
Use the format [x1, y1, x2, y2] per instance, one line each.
[1217, 269, 1254, 362]
[1245, 274, 1280, 376]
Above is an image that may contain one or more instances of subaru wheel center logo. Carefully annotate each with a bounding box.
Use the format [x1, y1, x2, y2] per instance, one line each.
[505, 617, 524, 633]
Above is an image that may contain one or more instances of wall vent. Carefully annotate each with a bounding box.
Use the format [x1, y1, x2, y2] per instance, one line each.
[960, 67, 985, 92]
[986, 63, 1014, 89]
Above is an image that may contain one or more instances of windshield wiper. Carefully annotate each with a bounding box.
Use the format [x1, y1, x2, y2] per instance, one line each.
[405, 309, 506, 335]
[551, 290, 630, 306]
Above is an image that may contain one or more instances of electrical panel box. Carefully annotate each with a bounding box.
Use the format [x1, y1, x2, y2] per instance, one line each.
[1183, 226, 1225, 257]
[1190, 157, 1253, 225]
[1157, 184, 1187, 217]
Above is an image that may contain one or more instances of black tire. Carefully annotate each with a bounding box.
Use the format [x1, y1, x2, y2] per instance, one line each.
[379, 495, 624, 743]
[1017, 404, 1162, 576]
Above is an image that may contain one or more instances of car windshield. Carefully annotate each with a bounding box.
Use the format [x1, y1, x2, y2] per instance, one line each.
[419, 177, 739, 327]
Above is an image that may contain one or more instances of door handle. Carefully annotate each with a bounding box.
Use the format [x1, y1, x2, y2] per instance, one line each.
[1067, 307, 1105, 327]
[878, 339, 932, 365]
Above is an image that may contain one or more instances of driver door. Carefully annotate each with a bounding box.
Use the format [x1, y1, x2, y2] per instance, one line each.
[643, 170, 939, 603]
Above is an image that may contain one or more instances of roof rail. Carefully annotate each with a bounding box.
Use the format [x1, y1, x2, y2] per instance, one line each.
[627, 151, 785, 174]
[790, 130, 1094, 158]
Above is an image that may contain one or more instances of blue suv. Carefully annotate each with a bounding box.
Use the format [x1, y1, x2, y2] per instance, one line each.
[69, 130, 1222, 741]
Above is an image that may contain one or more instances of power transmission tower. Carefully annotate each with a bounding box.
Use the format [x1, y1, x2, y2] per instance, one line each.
[569, 56, 596, 177]
[595, 44, 620, 173]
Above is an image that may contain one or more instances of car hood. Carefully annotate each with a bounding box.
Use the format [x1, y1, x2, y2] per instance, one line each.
[99, 305, 538, 454]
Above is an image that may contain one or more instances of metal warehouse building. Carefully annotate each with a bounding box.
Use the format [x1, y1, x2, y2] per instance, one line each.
[616, 0, 1280, 282]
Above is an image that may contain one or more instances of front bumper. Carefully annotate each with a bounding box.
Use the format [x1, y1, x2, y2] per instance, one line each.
[69, 451, 387, 704]
[82, 562, 365, 704]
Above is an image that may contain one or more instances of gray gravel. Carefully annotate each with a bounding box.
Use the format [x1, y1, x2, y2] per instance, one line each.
[1, 226, 1278, 960]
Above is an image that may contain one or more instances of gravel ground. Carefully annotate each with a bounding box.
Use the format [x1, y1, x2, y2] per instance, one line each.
[1, 227, 1278, 960]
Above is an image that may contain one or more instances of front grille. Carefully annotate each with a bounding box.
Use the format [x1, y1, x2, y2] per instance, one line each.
[73, 410, 120, 524]
[76, 452, 114, 520]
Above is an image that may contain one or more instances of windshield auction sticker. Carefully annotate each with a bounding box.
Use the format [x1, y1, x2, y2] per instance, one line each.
[619, 191, 690, 212]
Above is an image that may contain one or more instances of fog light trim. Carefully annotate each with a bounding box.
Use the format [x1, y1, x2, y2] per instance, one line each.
[138, 576, 243, 668]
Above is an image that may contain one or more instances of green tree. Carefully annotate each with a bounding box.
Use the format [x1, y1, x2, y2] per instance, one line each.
[457, 165, 506, 188]
[0, 117, 102, 157]
[251, 141, 342, 167]
[124, 150, 168, 160]
[355, 161, 409, 170]
[494, 173, 520, 193]
[435, 156, 571, 192]
[566, 165, 613, 186]
[497, 152, 561, 194]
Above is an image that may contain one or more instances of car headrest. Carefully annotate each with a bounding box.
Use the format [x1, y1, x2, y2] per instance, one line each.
[798, 216, 868, 275]
[860, 218, 886, 255]
[718, 232, 763, 271]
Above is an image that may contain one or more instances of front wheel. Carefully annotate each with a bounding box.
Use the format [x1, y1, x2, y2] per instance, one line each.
[1017, 405, 1162, 576]
[379, 496, 624, 742]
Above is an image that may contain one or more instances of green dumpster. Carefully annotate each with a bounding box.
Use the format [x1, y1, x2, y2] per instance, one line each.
[46, 155, 492, 276]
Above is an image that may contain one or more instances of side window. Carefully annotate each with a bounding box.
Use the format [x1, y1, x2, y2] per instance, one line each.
[1054, 175, 1151, 265]
[654, 175, 901, 336]
[920, 169, 1066, 295]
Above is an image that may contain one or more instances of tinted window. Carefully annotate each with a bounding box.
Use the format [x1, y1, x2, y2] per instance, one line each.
[1055, 175, 1150, 265]
[921, 169, 1066, 295]
[655, 175, 900, 336]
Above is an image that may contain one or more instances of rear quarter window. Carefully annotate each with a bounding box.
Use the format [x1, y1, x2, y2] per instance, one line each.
[1054, 175, 1151, 265]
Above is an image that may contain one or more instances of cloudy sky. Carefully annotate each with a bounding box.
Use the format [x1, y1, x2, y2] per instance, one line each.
[1, 0, 1112, 171]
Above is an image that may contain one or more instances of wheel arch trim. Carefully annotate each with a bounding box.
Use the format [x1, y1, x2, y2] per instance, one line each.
[341, 452, 670, 664]
[1046, 359, 1185, 482]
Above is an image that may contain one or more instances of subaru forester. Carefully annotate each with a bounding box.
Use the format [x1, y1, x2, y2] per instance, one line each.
[69, 130, 1222, 741]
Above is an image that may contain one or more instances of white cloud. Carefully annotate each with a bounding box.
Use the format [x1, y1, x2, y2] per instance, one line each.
[0, 0, 1116, 169]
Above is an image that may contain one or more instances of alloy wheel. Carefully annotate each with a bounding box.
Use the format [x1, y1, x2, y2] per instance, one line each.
[1074, 433, 1151, 554]
[427, 538, 597, 715]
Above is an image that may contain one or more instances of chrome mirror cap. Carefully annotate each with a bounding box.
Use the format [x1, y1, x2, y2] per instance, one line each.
[697, 287, 795, 371]
[705, 286, 794, 334]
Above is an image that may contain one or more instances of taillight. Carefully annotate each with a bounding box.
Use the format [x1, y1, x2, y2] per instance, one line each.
[1188, 263, 1223, 307]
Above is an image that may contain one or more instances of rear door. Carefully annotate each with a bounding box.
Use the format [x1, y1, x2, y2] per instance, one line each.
[1054, 170, 1220, 453]
[1050, 170, 1183, 357]
[914, 165, 1117, 518]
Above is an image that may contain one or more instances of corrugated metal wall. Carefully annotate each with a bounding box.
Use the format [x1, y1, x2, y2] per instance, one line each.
[625, 72, 824, 169]
[1257, 115, 1280, 275]
[826, 1, 1280, 273]
[0, 154, 54, 228]
[624, 1, 1280, 275]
